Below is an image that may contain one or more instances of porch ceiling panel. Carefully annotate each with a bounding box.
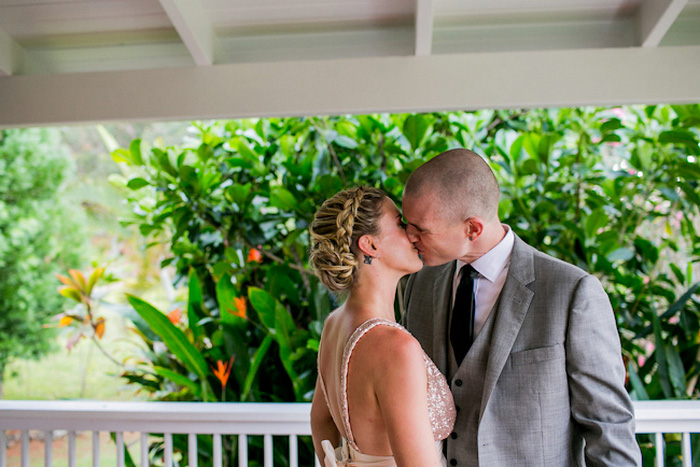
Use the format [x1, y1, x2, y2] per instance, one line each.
[0, 0, 699, 127]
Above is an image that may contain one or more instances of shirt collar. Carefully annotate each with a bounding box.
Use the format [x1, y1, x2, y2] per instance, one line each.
[456, 225, 514, 283]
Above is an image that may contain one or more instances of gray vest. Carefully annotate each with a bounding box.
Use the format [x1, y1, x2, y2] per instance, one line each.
[444, 301, 498, 467]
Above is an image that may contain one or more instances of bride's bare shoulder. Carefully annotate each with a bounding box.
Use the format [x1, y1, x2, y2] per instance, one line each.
[353, 324, 425, 375]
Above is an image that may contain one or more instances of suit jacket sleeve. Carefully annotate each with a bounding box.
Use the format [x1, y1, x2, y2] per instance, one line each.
[567, 274, 641, 466]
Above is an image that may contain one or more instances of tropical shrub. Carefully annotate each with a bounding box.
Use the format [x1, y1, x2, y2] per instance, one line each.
[0, 129, 84, 398]
[110, 107, 700, 465]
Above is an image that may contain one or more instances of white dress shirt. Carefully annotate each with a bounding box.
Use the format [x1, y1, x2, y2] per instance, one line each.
[452, 225, 515, 338]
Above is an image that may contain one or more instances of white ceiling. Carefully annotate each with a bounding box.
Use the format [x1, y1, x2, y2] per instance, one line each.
[0, 0, 699, 127]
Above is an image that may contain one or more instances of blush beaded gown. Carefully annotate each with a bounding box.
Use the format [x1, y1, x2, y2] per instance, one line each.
[318, 318, 456, 466]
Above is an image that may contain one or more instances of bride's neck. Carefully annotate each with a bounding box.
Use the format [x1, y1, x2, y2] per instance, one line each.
[343, 270, 400, 321]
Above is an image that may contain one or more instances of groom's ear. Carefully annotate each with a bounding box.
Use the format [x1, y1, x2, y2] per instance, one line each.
[357, 234, 377, 256]
[465, 217, 484, 240]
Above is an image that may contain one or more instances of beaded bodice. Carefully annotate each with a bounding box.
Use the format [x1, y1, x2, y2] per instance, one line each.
[319, 318, 456, 454]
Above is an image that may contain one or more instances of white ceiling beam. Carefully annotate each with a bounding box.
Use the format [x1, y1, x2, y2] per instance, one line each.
[637, 0, 687, 47]
[415, 0, 434, 56]
[158, 0, 218, 66]
[0, 26, 24, 76]
[1, 45, 699, 128]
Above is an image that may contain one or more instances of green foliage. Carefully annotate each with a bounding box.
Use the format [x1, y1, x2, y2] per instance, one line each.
[112, 108, 700, 465]
[0, 129, 84, 389]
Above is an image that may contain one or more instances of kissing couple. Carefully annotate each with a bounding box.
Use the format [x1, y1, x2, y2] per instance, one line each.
[309, 148, 641, 466]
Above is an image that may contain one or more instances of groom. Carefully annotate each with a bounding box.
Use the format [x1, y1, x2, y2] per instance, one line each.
[401, 148, 641, 466]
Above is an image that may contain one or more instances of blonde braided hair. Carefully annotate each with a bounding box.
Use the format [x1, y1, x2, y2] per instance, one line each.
[309, 186, 386, 291]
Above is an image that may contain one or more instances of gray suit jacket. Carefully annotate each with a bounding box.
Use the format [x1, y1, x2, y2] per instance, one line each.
[403, 234, 641, 466]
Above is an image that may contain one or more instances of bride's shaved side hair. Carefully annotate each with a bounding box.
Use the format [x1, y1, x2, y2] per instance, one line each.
[404, 149, 500, 223]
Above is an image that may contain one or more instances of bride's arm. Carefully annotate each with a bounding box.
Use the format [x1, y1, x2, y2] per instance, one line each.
[374, 330, 441, 467]
[311, 377, 339, 463]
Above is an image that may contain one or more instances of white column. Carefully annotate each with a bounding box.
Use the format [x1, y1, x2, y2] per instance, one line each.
[238, 434, 248, 467]
[0, 430, 6, 467]
[213, 433, 222, 467]
[289, 434, 298, 467]
[655, 432, 665, 467]
[264, 434, 273, 467]
[681, 432, 692, 467]
[188, 433, 197, 467]
[116, 432, 124, 467]
[92, 431, 100, 467]
[163, 433, 173, 467]
[140, 432, 149, 467]
[44, 431, 52, 467]
[68, 431, 76, 467]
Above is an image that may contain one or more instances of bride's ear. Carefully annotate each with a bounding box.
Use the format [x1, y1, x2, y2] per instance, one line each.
[357, 234, 377, 257]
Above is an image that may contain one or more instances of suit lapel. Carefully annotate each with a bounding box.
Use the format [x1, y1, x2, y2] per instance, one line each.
[432, 261, 457, 375]
[479, 235, 535, 421]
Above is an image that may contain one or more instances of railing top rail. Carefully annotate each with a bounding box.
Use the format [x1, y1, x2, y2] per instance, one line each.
[0, 401, 313, 434]
[1, 400, 699, 434]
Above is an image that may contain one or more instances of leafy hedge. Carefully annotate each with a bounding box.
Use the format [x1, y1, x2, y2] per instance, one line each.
[0, 129, 83, 397]
[110, 107, 700, 466]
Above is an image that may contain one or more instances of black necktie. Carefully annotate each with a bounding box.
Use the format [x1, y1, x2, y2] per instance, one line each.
[451, 264, 478, 365]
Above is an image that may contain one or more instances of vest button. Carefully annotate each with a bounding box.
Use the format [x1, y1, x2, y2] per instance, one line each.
[454, 379, 463, 387]
[450, 459, 458, 466]
[450, 432, 458, 439]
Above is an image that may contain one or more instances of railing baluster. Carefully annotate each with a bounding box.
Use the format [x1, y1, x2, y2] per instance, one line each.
[116, 431, 124, 467]
[655, 432, 665, 467]
[163, 433, 173, 467]
[68, 431, 76, 467]
[188, 433, 197, 467]
[92, 431, 100, 467]
[0, 429, 6, 467]
[213, 433, 222, 467]
[264, 434, 273, 467]
[44, 430, 52, 467]
[238, 434, 248, 467]
[140, 432, 148, 467]
[289, 434, 298, 467]
[20, 430, 29, 467]
[681, 432, 692, 467]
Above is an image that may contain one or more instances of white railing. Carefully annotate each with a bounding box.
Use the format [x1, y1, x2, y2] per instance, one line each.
[0, 400, 698, 466]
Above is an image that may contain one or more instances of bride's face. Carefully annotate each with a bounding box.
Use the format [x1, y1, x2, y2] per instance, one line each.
[374, 199, 424, 275]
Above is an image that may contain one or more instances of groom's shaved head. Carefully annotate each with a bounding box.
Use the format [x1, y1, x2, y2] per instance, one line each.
[404, 148, 500, 223]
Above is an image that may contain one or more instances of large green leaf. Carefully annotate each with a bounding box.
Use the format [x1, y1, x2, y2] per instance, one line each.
[275, 301, 301, 397]
[188, 268, 203, 339]
[241, 334, 274, 401]
[270, 187, 298, 211]
[659, 130, 700, 155]
[154, 366, 203, 399]
[129, 139, 144, 165]
[627, 361, 649, 400]
[126, 295, 211, 390]
[248, 287, 276, 330]
[402, 115, 431, 151]
[217, 274, 243, 325]
[652, 311, 674, 399]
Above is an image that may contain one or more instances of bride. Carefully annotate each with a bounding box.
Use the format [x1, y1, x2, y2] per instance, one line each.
[309, 186, 456, 467]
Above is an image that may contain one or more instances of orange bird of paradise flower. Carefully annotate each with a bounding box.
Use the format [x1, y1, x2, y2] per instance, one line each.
[211, 356, 235, 401]
[227, 296, 247, 319]
[247, 248, 262, 263]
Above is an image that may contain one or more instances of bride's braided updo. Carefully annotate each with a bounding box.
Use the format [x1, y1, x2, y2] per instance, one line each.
[309, 186, 387, 292]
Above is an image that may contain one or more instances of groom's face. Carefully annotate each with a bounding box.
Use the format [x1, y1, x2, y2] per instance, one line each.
[402, 191, 470, 267]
